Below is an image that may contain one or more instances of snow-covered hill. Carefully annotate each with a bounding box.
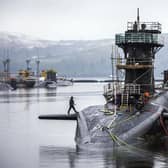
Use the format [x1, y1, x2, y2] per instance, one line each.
[0, 31, 58, 48]
[0, 31, 167, 77]
[0, 32, 114, 77]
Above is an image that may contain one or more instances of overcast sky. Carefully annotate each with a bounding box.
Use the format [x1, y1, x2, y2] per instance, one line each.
[0, 0, 168, 40]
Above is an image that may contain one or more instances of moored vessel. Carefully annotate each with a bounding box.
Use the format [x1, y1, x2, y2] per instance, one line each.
[75, 9, 168, 150]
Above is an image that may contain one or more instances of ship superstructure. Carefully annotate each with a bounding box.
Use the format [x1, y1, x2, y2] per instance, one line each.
[116, 9, 163, 94]
[104, 9, 164, 109]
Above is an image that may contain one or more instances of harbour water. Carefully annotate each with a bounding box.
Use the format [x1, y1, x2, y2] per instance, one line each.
[0, 82, 168, 168]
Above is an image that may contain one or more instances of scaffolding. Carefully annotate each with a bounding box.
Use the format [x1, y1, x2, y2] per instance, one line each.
[104, 45, 124, 102]
[103, 45, 149, 106]
[116, 58, 154, 69]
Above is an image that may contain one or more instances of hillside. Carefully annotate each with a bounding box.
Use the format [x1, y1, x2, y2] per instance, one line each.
[0, 32, 167, 78]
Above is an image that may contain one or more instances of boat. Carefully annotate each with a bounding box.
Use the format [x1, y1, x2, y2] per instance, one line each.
[15, 77, 36, 88]
[0, 82, 13, 91]
[15, 70, 36, 88]
[75, 9, 168, 150]
[24, 76, 36, 88]
[35, 79, 57, 89]
[45, 81, 57, 89]
[56, 77, 73, 86]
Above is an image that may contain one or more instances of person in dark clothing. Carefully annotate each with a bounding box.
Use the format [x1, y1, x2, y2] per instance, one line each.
[67, 96, 78, 115]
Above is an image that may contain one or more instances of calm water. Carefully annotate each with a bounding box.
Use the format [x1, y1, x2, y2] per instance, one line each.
[0, 83, 168, 168]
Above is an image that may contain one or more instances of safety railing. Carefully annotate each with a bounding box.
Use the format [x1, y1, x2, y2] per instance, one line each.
[104, 82, 123, 99]
[116, 58, 154, 66]
[127, 22, 161, 32]
[124, 83, 141, 95]
[116, 32, 163, 45]
[104, 83, 141, 97]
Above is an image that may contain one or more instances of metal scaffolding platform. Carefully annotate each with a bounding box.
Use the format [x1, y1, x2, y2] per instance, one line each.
[116, 64, 153, 69]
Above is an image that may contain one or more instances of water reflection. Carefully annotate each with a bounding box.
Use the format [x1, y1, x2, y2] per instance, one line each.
[39, 136, 168, 168]
[39, 146, 156, 168]
[0, 88, 101, 104]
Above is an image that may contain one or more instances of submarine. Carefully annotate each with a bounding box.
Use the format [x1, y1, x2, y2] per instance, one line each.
[75, 9, 168, 150]
[38, 9, 168, 150]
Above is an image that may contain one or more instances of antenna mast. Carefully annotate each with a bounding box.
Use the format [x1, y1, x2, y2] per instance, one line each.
[137, 8, 140, 23]
[137, 8, 140, 30]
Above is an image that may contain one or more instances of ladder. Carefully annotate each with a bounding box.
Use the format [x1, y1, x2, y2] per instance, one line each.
[121, 93, 129, 106]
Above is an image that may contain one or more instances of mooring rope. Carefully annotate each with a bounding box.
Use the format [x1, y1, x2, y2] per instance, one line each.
[103, 126, 147, 153]
[108, 113, 138, 129]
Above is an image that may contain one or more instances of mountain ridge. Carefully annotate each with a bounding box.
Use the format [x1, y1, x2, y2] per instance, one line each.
[0, 32, 167, 78]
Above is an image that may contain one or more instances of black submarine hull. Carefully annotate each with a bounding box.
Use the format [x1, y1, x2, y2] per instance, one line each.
[75, 91, 168, 150]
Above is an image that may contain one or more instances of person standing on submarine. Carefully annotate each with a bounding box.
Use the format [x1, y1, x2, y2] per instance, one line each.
[67, 96, 78, 115]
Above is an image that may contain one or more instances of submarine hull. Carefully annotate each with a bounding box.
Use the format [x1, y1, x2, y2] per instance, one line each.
[75, 91, 168, 150]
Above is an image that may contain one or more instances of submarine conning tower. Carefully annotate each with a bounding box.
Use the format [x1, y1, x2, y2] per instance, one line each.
[115, 9, 163, 95]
